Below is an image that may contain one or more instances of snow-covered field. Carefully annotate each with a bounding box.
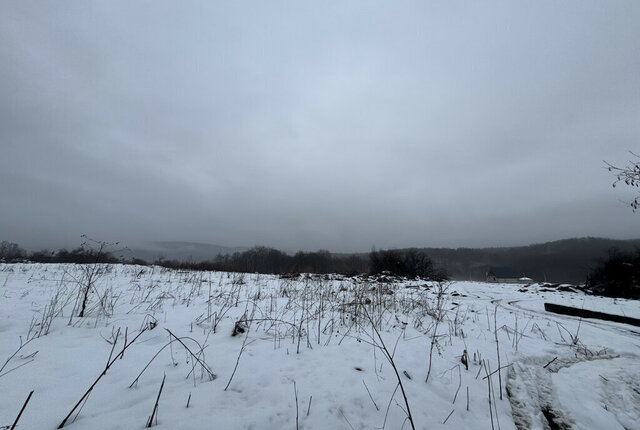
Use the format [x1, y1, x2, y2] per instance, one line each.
[1, 263, 638, 430]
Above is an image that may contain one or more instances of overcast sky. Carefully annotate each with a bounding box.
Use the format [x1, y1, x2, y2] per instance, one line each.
[1, 1, 639, 253]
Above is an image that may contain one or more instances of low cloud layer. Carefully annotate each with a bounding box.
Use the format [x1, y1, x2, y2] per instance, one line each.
[1, 1, 639, 252]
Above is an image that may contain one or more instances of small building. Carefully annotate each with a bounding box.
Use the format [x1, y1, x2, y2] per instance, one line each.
[486, 267, 530, 283]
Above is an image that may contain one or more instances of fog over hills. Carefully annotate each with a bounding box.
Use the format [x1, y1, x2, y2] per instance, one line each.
[129, 241, 247, 263]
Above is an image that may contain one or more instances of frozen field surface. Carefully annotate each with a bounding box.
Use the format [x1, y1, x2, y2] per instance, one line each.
[1, 264, 639, 430]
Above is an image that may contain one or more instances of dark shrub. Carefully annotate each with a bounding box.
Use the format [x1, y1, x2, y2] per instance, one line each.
[369, 248, 447, 280]
[586, 249, 640, 299]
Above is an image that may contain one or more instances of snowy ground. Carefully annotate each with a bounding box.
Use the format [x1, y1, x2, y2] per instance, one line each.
[0, 264, 638, 430]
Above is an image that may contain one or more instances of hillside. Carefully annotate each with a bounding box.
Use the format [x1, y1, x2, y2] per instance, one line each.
[128, 237, 640, 284]
[422, 237, 640, 284]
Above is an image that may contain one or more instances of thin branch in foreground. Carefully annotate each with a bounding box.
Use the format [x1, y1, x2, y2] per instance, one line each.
[361, 304, 416, 430]
[543, 357, 558, 369]
[165, 329, 216, 381]
[10, 390, 34, 430]
[293, 381, 299, 430]
[129, 333, 214, 388]
[493, 306, 503, 400]
[146, 373, 166, 428]
[442, 408, 455, 424]
[483, 360, 496, 430]
[482, 363, 513, 380]
[338, 408, 355, 430]
[466, 386, 469, 411]
[383, 383, 400, 430]
[57, 328, 147, 429]
[0, 337, 35, 378]
[362, 380, 380, 411]
[224, 331, 253, 391]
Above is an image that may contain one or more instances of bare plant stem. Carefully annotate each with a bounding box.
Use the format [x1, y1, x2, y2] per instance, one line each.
[442, 408, 455, 424]
[543, 357, 558, 369]
[362, 305, 416, 430]
[10, 390, 34, 430]
[466, 386, 469, 411]
[452, 365, 461, 404]
[293, 381, 299, 430]
[339, 408, 355, 430]
[482, 363, 513, 380]
[165, 329, 216, 381]
[57, 328, 147, 429]
[494, 306, 503, 400]
[224, 330, 251, 391]
[484, 360, 495, 430]
[363, 380, 380, 411]
[0, 337, 35, 378]
[146, 373, 166, 428]
[425, 318, 440, 383]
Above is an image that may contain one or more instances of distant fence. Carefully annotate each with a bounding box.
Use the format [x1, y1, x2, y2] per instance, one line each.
[544, 303, 640, 327]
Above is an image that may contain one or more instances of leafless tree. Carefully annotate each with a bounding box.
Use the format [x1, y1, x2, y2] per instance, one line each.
[606, 151, 640, 211]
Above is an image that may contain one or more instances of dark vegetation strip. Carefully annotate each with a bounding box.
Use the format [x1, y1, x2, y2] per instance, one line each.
[0, 240, 448, 279]
[544, 303, 640, 327]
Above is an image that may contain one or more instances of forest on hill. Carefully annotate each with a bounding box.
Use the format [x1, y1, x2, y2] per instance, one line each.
[419, 237, 640, 284]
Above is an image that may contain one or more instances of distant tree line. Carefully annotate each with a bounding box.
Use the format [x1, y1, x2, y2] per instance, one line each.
[157, 247, 370, 276]
[4, 238, 640, 298]
[0, 240, 123, 264]
[0, 240, 448, 280]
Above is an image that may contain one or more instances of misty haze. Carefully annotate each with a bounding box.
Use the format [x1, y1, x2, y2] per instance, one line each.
[1, 2, 639, 430]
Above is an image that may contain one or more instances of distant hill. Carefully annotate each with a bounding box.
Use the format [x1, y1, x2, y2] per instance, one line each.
[129, 237, 640, 284]
[130, 241, 247, 263]
[419, 237, 640, 284]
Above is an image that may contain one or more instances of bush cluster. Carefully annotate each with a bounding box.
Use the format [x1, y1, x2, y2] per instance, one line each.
[586, 249, 640, 299]
[369, 248, 448, 280]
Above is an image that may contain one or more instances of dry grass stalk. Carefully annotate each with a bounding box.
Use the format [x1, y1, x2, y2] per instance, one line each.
[10, 390, 34, 430]
[146, 373, 166, 428]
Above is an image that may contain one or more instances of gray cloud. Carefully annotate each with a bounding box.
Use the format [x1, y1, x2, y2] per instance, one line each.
[1, 1, 639, 252]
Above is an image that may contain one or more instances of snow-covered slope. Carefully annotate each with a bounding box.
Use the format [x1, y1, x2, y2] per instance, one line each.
[0, 264, 638, 429]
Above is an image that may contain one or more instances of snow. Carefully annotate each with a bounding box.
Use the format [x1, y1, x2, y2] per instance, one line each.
[0, 263, 639, 429]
